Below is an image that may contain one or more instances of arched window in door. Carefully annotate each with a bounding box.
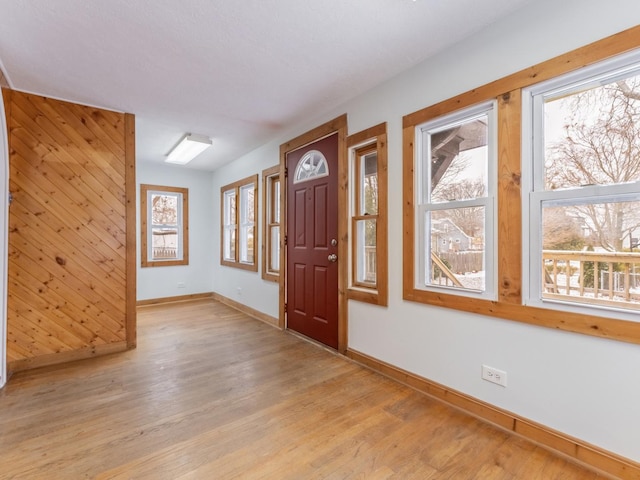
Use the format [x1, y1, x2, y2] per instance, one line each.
[293, 150, 329, 184]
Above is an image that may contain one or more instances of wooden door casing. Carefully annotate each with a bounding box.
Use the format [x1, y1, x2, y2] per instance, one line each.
[286, 133, 339, 349]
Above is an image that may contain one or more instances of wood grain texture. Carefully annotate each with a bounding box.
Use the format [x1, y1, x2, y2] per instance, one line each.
[279, 115, 349, 351]
[5, 90, 135, 372]
[497, 90, 522, 304]
[402, 124, 417, 300]
[346, 123, 389, 307]
[0, 299, 614, 479]
[219, 175, 259, 272]
[337, 118, 349, 353]
[0, 67, 8, 88]
[401, 27, 640, 345]
[347, 349, 640, 480]
[137, 292, 213, 307]
[261, 164, 280, 283]
[403, 25, 640, 129]
[211, 292, 278, 328]
[124, 113, 137, 348]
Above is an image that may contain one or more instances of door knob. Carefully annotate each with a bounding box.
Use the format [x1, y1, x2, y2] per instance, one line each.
[328, 254, 337, 262]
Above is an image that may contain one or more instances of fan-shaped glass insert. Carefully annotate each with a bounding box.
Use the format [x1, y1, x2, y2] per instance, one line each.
[293, 150, 329, 184]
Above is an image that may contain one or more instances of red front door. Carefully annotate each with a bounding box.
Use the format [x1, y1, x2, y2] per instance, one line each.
[286, 133, 339, 349]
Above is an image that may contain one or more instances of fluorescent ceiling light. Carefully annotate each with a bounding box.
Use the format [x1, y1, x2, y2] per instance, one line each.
[165, 134, 212, 165]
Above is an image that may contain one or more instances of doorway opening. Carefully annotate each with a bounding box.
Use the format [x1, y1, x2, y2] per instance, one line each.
[279, 115, 348, 352]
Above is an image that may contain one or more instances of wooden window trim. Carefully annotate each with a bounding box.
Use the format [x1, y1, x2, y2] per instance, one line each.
[347, 123, 388, 306]
[140, 184, 189, 268]
[402, 25, 640, 345]
[413, 101, 497, 301]
[262, 165, 281, 282]
[220, 174, 258, 272]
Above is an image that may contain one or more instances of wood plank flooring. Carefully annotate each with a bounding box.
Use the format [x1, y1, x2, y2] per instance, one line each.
[0, 299, 608, 479]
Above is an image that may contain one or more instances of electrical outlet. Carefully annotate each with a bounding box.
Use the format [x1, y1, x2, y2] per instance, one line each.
[177, 282, 186, 288]
[236, 287, 242, 295]
[482, 364, 507, 387]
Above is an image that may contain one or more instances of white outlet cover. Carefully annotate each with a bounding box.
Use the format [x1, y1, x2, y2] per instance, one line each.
[482, 364, 507, 387]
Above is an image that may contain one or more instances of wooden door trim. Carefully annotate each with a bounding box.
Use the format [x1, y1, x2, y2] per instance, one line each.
[279, 114, 348, 353]
[124, 113, 137, 349]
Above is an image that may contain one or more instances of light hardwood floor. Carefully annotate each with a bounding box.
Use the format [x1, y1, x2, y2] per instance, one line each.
[0, 299, 608, 479]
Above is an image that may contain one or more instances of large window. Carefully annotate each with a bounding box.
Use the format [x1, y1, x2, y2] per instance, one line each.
[403, 28, 640, 344]
[262, 166, 281, 282]
[524, 51, 640, 318]
[221, 175, 258, 271]
[414, 102, 496, 300]
[140, 184, 188, 267]
[347, 123, 388, 305]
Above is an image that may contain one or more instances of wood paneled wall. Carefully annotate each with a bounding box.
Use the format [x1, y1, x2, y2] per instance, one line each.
[3, 89, 136, 373]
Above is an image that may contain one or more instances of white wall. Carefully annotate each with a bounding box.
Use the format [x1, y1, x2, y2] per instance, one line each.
[210, 0, 640, 461]
[137, 161, 215, 301]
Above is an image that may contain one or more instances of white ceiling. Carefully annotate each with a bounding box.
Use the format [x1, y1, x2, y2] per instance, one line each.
[0, 0, 534, 170]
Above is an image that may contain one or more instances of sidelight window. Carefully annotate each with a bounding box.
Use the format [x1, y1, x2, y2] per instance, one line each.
[347, 123, 388, 306]
[262, 166, 281, 281]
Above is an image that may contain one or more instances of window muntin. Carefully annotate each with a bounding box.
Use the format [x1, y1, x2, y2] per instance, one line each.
[416, 101, 496, 299]
[294, 150, 329, 184]
[220, 175, 258, 271]
[262, 166, 281, 281]
[141, 184, 189, 267]
[347, 123, 388, 305]
[526, 54, 640, 316]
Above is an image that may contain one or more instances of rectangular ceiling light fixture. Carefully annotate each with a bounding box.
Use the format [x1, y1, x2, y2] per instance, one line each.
[165, 133, 212, 165]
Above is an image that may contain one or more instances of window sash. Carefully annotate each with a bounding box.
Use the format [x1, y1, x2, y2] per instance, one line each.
[220, 175, 258, 271]
[346, 124, 388, 306]
[353, 216, 377, 287]
[401, 28, 640, 344]
[141, 184, 188, 268]
[524, 51, 640, 319]
[222, 190, 237, 262]
[266, 177, 280, 274]
[414, 102, 497, 300]
[262, 167, 281, 280]
[147, 190, 183, 262]
[239, 183, 255, 264]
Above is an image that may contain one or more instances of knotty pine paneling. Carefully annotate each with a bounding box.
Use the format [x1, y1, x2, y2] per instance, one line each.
[4, 89, 136, 373]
